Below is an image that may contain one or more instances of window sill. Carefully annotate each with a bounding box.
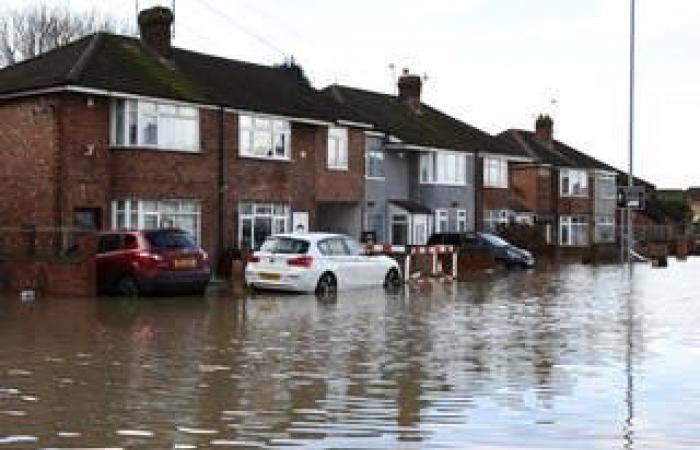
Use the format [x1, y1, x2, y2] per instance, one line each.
[238, 154, 292, 163]
[420, 181, 468, 187]
[110, 146, 202, 154]
[327, 166, 349, 172]
[560, 193, 590, 198]
[484, 184, 509, 189]
[366, 176, 386, 181]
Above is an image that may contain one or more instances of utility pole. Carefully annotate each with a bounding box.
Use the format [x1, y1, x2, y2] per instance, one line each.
[626, 0, 636, 263]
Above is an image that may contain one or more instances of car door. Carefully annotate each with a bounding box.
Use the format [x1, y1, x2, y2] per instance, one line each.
[319, 238, 353, 289]
[343, 237, 379, 287]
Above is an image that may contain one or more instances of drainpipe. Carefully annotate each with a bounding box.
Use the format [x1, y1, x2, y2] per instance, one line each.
[217, 105, 226, 276]
[474, 149, 481, 232]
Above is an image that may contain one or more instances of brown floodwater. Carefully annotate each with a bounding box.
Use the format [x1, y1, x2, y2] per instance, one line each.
[1, 259, 699, 449]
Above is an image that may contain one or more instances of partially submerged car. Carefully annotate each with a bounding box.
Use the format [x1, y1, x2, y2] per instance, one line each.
[245, 233, 402, 295]
[428, 232, 535, 269]
[96, 229, 211, 296]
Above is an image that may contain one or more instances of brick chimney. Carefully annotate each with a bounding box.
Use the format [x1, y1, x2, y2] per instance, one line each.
[535, 114, 553, 142]
[397, 68, 422, 111]
[138, 6, 174, 57]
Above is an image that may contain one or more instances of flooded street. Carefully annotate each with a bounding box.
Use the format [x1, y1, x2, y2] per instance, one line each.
[1, 259, 699, 449]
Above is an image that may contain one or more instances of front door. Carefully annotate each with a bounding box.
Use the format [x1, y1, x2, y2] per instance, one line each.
[412, 214, 428, 245]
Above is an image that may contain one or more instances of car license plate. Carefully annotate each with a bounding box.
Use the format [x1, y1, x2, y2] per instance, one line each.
[173, 258, 196, 269]
[259, 272, 281, 281]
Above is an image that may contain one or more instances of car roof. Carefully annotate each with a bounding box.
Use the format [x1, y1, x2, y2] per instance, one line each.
[271, 232, 351, 242]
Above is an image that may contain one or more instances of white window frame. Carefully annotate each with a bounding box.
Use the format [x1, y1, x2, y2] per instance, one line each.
[596, 174, 617, 200]
[457, 210, 468, 232]
[365, 149, 385, 179]
[560, 215, 589, 246]
[560, 169, 589, 197]
[327, 127, 349, 170]
[595, 215, 616, 243]
[434, 209, 449, 232]
[110, 98, 200, 152]
[484, 209, 510, 231]
[238, 201, 290, 249]
[239, 113, 292, 161]
[111, 199, 202, 244]
[420, 151, 467, 186]
[483, 157, 508, 188]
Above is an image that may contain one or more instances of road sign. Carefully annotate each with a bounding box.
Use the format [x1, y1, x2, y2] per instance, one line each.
[618, 186, 646, 210]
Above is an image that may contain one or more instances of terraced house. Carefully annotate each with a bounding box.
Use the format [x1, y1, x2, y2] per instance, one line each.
[325, 71, 523, 245]
[0, 7, 369, 264]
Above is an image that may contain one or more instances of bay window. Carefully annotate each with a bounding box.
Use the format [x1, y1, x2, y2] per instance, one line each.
[111, 99, 199, 151]
[560, 169, 589, 197]
[560, 215, 589, 246]
[420, 151, 467, 185]
[483, 157, 508, 188]
[328, 127, 349, 170]
[239, 202, 290, 250]
[239, 114, 291, 160]
[112, 199, 201, 244]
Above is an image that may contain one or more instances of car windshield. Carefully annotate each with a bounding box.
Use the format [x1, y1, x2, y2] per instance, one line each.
[145, 230, 197, 249]
[480, 233, 510, 248]
[260, 237, 310, 254]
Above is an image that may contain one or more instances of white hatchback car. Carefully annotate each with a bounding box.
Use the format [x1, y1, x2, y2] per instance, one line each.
[245, 233, 402, 295]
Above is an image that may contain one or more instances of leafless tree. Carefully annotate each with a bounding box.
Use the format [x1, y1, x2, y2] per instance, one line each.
[0, 3, 130, 67]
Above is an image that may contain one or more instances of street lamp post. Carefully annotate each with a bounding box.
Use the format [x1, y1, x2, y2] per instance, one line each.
[626, 0, 636, 262]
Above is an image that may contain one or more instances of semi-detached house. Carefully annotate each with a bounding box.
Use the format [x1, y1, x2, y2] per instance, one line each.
[325, 71, 524, 245]
[0, 7, 370, 264]
[499, 115, 620, 250]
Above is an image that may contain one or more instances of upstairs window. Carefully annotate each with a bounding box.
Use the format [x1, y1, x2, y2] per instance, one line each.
[483, 157, 508, 188]
[328, 127, 349, 170]
[420, 151, 467, 185]
[560, 169, 589, 197]
[111, 99, 199, 151]
[239, 114, 291, 160]
[597, 174, 617, 199]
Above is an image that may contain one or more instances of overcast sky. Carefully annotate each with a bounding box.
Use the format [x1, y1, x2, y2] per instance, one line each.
[5, 0, 699, 188]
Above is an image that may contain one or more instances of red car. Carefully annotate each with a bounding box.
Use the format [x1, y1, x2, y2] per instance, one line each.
[96, 229, 211, 296]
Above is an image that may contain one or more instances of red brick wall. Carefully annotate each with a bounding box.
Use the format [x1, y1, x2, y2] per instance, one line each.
[482, 187, 511, 211]
[0, 96, 60, 228]
[511, 165, 554, 215]
[315, 127, 365, 202]
[1, 93, 366, 258]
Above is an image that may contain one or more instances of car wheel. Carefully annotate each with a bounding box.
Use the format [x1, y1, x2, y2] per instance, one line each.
[315, 272, 337, 297]
[384, 268, 402, 289]
[116, 275, 140, 297]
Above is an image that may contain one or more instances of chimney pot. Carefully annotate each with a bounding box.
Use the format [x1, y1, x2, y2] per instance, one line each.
[397, 69, 422, 112]
[535, 114, 554, 142]
[138, 6, 174, 57]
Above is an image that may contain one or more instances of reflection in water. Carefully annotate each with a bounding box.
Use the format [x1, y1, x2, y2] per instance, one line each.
[0, 260, 698, 448]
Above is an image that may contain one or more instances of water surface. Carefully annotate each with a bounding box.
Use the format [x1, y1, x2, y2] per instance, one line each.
[1, 259, 699, 449]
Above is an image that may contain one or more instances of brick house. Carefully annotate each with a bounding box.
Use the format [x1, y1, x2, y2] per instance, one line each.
[0, 7, 369, 265]
[499, 115, 620, 251]
[324, 70, 520, 245]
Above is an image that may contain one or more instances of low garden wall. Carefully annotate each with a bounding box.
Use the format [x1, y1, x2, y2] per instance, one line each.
[0, 231, 96, 297]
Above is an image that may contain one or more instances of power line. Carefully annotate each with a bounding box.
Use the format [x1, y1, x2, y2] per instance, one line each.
[192, 0, 287, 58]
